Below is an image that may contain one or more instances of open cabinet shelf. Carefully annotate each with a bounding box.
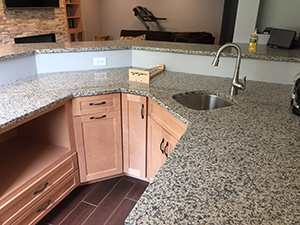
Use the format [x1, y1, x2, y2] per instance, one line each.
[0, 101, 77, 225]
[0, 137, 70, 205]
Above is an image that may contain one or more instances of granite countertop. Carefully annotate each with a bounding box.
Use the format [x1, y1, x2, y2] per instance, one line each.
[0, 67, 299, 224]
[1, 40, 300, 63]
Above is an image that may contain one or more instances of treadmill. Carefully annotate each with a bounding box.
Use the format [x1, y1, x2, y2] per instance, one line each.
[133, 6, 166, 31]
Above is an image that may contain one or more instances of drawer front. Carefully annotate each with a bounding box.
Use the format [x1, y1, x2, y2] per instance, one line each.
[1, 153, 78, 225]
[148, 99, 187, 140]
[12, 171, 79, 225]
[72, 93, 121, 116]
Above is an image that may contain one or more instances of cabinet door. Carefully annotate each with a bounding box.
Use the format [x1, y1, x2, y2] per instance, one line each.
[122, 93, 147, 179]
[147, 117, 175, 182]
[68, 30, 85, 42]
[74, 111, 122, 183]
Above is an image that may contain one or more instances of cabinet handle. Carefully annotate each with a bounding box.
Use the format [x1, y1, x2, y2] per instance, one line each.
[160, 138, 165, 153]
[141, 104, 144, 119]
[90, 115, 106, 120]
[34, 182, 48, 195]
[37, 200, 51, 213]
[163, 142, 169, 157]
[89, 101, 106, 106]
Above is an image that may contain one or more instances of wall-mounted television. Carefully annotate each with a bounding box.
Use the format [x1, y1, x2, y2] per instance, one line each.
[5, 0, 60, 9]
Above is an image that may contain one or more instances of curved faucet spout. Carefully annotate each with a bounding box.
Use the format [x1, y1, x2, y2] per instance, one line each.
[212, 43, 246, 96]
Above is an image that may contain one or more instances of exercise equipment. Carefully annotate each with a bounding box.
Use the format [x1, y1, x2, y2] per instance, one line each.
[133, 6, 166, 31]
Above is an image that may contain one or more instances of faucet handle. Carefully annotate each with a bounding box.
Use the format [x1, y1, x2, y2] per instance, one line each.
[242, 76, 246, 89]
[232, 76, 246, 90]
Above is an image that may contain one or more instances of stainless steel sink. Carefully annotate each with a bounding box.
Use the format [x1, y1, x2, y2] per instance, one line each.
[173, 92, 232, 110]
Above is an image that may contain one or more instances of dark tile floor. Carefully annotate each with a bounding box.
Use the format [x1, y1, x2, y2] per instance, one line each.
[37, 176, 149, 225]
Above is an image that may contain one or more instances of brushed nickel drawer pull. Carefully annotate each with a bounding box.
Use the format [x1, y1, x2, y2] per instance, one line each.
[37, 200, 51, 213]
[90, 115, 106, 120]
[89, 101, 106, 106]
[34, 182, 48, 195]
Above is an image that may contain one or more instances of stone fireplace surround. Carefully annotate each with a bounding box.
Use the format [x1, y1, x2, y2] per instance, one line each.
[0, 0, 67, 45]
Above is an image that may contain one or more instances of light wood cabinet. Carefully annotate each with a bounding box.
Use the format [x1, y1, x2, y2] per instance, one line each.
[121, 93, 147, 179]
[0, 93, 188, 224]
[64, 0, 84, 42]
[73, 94, 123, 183]
[12, 171, 79, 225]
[147, 117, 178, 181]
[147, 99, 187, 182]
[148, 99, 188, 141]
[0, 100, 78, 225]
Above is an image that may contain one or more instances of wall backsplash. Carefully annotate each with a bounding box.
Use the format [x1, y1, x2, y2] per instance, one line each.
[0, 0, 68, 45]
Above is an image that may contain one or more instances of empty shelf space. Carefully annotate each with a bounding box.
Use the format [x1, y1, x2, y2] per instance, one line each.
[0, 137, 71, 205]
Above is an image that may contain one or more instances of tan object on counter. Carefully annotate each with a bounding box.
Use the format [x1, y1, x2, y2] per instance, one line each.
[129, 64, 165, 83]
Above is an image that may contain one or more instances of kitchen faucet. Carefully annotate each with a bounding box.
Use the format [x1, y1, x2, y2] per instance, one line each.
[212, 43, 246, 96]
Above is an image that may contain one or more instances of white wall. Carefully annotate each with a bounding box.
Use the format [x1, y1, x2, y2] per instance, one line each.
[0, 56, 37, 84]
[132, 50, 300, 85]
[81, 0, 225, 44]
[80, 0, 102, 41]
[256, 0, 300, 34]
[232, 0, 260, 43]
[1, 50, 299, 85]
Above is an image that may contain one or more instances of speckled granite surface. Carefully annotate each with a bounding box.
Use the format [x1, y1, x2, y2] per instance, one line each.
[0, 67, 299, 224]
[1, 40, 300, 62]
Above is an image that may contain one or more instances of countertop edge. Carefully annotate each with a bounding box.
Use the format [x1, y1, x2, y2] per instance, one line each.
[1, 41, 300, 63]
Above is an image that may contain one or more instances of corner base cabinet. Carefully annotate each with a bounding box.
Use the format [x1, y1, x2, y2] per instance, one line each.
[73, 94, 123, 183]
[147, 117, 178, 181]
[147, 99, 187, 182]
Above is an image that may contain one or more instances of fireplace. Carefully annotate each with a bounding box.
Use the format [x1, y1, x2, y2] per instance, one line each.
[14, 33, 56, 44]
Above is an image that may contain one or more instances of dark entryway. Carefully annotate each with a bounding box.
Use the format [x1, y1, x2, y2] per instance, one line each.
[219, 0, 239, 45]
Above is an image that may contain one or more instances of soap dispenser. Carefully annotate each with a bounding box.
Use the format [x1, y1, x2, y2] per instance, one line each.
[248, 28, 258, 53]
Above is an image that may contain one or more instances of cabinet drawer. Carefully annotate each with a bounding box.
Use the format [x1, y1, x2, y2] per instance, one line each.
[72, 93, 121, 116]
[1, 153, 78, 225]
[12, 171, 79, 225]
[148, 99, 187, 140]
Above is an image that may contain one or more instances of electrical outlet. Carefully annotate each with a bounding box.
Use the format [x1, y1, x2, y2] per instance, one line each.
[93, 57, 106, 66]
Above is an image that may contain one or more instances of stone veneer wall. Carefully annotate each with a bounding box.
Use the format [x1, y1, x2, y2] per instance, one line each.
[0, 0, 68, 45]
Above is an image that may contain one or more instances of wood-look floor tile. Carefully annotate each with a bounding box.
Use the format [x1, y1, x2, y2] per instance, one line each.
[84, 179, 135, 225]
[84, 176, 122, 205]
[122, 176, 139, 183]
[60, 202, 95, 225]
[126, 180, 149, 201]
[105, 199, 136, 225]
[41, 182, 98, 224]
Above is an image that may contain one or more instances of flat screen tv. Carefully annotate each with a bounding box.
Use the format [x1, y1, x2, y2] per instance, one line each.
[5, 0, 60, 8]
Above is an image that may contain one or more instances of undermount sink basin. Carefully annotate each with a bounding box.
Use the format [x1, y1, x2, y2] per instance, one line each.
[172, 92, 232, 110]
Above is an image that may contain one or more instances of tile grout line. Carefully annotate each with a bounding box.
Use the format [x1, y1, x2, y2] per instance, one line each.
[103, 197, 127, 225]
[125, 196, 138, 202]
[57, 181, 101, 225]
[82, 200, 98, 207]
[103, 181, 137, 225]
[82, 177, 124, 225]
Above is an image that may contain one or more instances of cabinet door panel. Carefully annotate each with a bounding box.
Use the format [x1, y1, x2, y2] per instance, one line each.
[122, 94, 147, 178]
[167, 135, 178, 156]
[147, 117, 171, 182]
[148, 99, 187, 140]
[74, 111, 122, 182]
